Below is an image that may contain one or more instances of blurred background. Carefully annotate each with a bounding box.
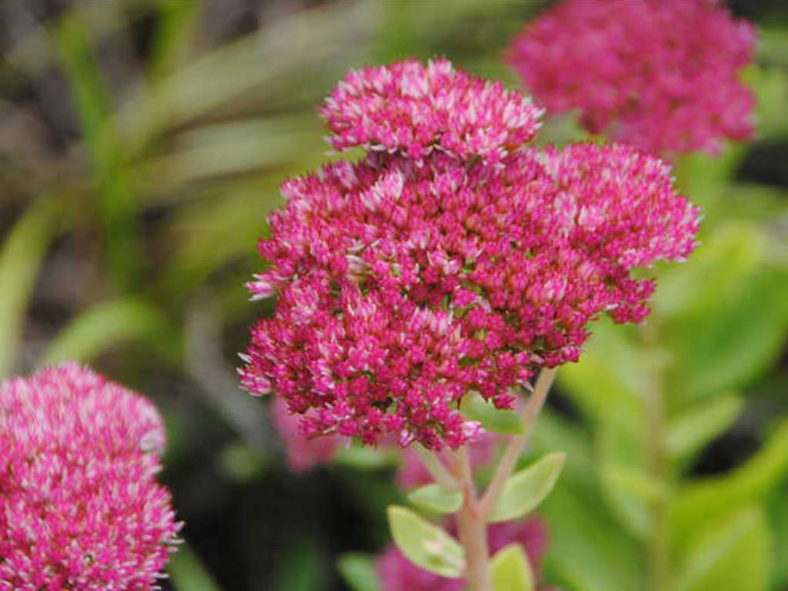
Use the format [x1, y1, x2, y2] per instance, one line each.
[0, 1, 786, 589]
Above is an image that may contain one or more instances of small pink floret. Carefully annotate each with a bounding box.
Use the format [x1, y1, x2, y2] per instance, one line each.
[0, 363, 180, 590]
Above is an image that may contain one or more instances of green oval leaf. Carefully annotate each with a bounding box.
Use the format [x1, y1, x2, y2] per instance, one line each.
[489, 452, 566, 523]
[666, 393, 743, 464]
[407, 483, 463, 514]
[491, 543, 535, 591]
[674, 505, 770, 591]
[39, 298, 173, 366]
[386, 505, 465, 578]
[337, 553, 380, 591]
[333, 444, 398, 470]
[461, 391, 524, 435]
[0, 200, 61, 379]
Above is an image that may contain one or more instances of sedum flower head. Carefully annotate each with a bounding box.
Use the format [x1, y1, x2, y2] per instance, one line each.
[507, 0, 756, 155]
[321, 58, 544, 163]
[0, 364, 180, 590]
[241, 59, 699, 450]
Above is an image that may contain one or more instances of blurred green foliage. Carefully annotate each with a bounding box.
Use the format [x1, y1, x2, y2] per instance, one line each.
[0, 1, 786, 589]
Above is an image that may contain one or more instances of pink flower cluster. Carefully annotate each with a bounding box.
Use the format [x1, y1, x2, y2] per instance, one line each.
[377, 517, 548, 591]
[507, 0, 756, 155]
[321, 58, 543, 163]
[241, 59, 699, 450]
[0, 364, 180, 590]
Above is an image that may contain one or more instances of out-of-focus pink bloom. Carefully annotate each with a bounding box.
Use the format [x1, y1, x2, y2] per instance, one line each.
[321, 58, 543, 163]
[507, 0, 756, 155]
[241, 58, 699, 450]
[377, 517, 549, 591]
[270, 395, 342, 472]
[0, 363, 180, 590]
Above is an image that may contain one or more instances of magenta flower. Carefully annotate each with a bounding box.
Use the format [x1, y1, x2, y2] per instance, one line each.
[377, 517, 549, 591]
[0, 364, 180, 590]
[241, 59, 699, 451]
[507, 0, 756, 155]
[321, 58, 543, 163]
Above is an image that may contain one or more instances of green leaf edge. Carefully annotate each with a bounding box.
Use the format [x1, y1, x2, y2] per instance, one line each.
[489, 452, 567, 523]
[386, 505, 465, 578]
[490, 543, 535, 591]
[407, 483, 464, 514]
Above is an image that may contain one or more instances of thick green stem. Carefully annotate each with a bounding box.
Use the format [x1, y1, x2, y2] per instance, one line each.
[449, 447, 492, 591]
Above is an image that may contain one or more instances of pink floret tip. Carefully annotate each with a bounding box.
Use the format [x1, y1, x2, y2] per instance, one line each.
[321, 58, 544, 163]
[0, 363, 181, 590]
[507, 0, 756, 155]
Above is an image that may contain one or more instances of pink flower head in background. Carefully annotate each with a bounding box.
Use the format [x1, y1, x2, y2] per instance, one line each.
[321, 58, 543, 163]
[0, 363, 180, 590]
[241, 58, 700, 451]
[377, 517, 549, 591]
[507, 0, 756, 155]
[270, 395, 341, 472]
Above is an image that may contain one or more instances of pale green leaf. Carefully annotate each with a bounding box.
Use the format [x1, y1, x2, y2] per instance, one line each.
[489, 452, 566, 523]
[671, 418, 788, 550]
[57, 12, 140, 290]
[490, 543, 534, 591]
[0, 200, 60, 379]
[169, 543, 222, 591]
[407, 484, 463, 515]
[337, 553, 380, 591]
[333, 444, 398, 470]
[601, 465, 667, 504]
[39, 298, 174, 366]
[386, 505, 464, 578]
[664, 261, 788, 403]
[540, 483, 644, 591]
[768, 486, 788, 589]
[674, 505, 771, 591]
[534, 415, 643, 590]
[652, 222, 761, 319]
[460, 391, 524, 435]
[597, 419, 650, 539]
[666, 393, 743, 465]
[557, 319, 643, 427]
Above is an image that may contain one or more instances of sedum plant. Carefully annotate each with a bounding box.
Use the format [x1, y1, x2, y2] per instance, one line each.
[240, 58, 700, 590]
